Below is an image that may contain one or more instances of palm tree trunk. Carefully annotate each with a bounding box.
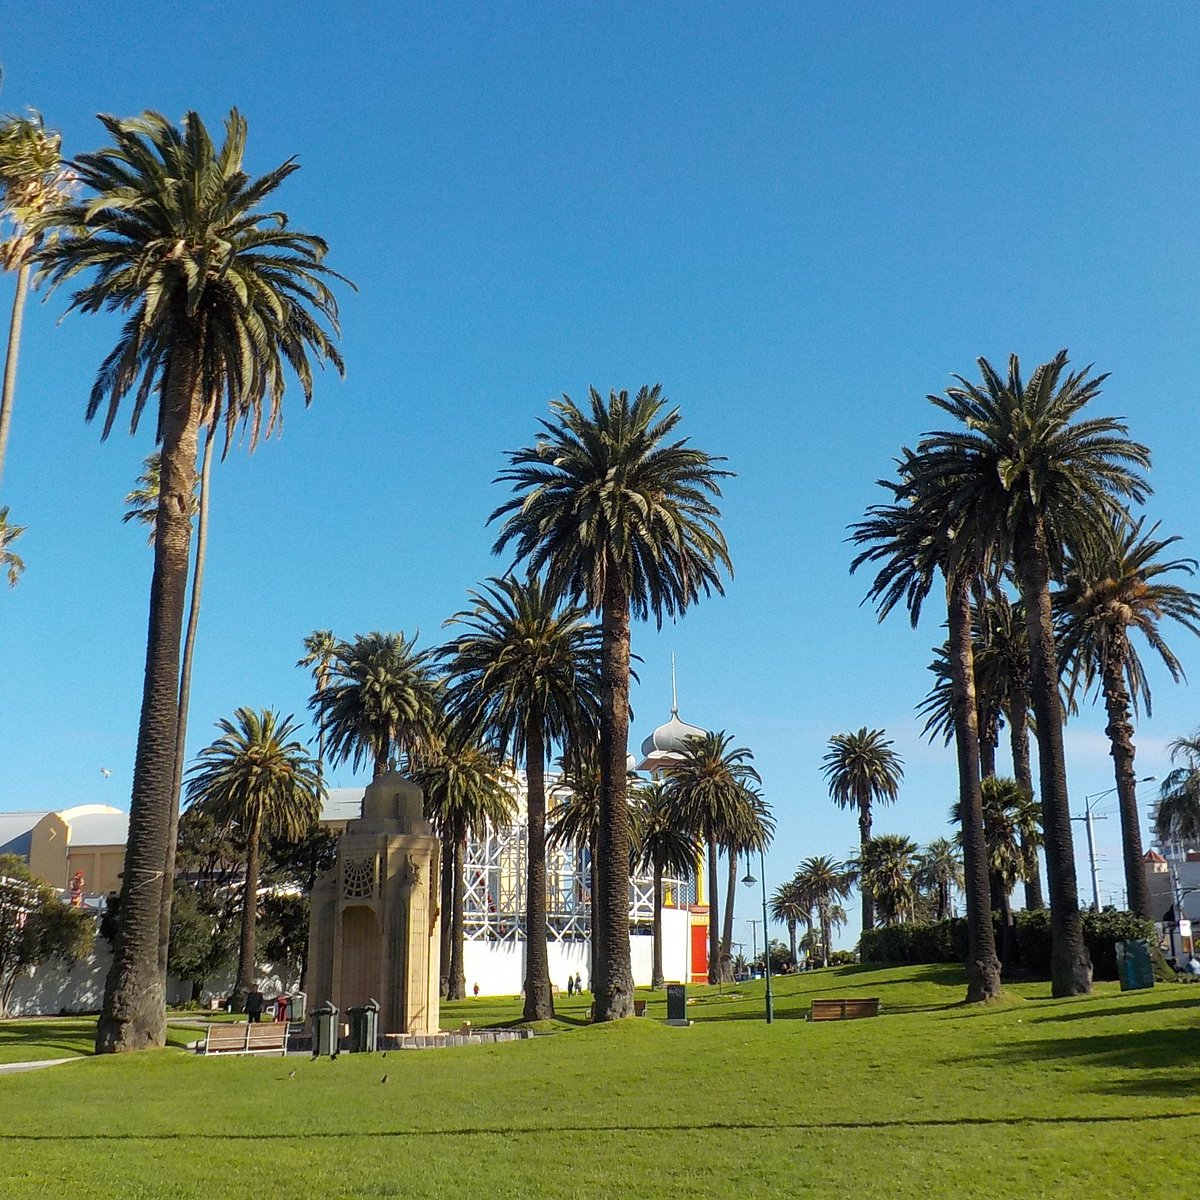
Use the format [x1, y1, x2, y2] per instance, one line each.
[439, 832, 453, 997]
[523, 723, 554, 1021]
[1016, 521, 1091, 996]
[588, 834, 600, 994]
[858, 802, 875, 932]
[787, 918, 797, 968]
[720, 848, 737, 980]
[158, 425, 215, 981]
[1100, 638, 1152, 919]
[232, 821, 262, 1010]
[594, 565, 634, 1020]
[1009, 682, 1045, 909]
[96, 330, 202, 1053]
[947, 567, 1003, 1001]
[0, 260, 30, 489]
[373, 746, 389, 778]
[1000, 885, 1016, 965]
[820, 903, 831, 967]
[651, 864, 665, 989]
[448, 834, 467, 1000]
[706, 836, 721, 985]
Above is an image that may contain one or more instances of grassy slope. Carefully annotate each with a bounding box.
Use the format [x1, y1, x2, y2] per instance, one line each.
[0, 966, 1197, 1199]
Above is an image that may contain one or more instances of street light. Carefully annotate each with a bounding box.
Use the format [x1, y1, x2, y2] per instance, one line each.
[741, 846, 774, 1025]
[1074, 777, 1156, 910]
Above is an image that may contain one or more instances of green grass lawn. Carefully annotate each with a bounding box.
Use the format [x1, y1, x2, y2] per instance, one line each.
[1, 965, 1197, 1198]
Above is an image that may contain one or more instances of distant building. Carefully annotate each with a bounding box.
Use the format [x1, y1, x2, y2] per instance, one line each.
[0, 805, 127, 895]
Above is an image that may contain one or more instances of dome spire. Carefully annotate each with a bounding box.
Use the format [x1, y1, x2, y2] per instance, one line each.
[671, 651, 679, 716]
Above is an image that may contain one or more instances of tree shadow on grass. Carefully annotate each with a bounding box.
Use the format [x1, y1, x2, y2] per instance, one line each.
[1030, 995, 1200, 1025]
[1, 1111, 1194, 1143]
[968, 1027, 1200, 1099]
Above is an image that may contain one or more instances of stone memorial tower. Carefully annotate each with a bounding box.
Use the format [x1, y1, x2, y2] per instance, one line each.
[307, 770, 441, 1034]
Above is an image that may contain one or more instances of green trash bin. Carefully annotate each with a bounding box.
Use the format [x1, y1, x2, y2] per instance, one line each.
[348, 1000, 380, 1053]
[312, 1002, 339, 1059]
[666, 983, 687, 1022]
[1116, 939, 1154, 992]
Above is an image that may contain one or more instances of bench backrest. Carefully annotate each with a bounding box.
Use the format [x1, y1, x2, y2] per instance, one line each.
[203, 1021, 289, 1054]
[809, 997, 881, 1021]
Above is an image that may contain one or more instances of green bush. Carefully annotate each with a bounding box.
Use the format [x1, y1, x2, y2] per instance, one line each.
[859, 906, 1154, 981]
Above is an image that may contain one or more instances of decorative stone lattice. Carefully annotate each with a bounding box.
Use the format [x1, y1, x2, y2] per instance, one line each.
[342, 856, 376, 900]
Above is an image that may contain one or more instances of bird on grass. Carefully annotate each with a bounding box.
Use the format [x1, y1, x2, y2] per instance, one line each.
[380, 1075, 389, 1085]
[287, 1069, 296, 1080]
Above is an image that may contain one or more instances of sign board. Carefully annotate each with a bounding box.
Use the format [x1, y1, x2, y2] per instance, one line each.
[666, 983, 687, 1022]
[1179, 920, 1192, 939]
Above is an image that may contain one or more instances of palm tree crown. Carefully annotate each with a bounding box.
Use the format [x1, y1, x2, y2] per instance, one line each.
[490, 385, 732, 620]
[1155, 733, 1200, 849]
[310, 632, 441, 778]
[0, 505, 24, 586]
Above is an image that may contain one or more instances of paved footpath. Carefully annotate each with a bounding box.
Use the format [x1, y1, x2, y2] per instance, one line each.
[0, 1057, 78, 1075]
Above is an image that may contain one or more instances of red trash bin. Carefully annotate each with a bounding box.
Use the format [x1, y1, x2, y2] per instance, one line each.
[274, 994, 290, 1022]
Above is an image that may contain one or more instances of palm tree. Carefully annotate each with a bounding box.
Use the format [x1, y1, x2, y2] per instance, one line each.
[854, 834, 920, 925]
[769, 876, 812, 968]
[634, 782, 700, 988]
[953, 776, 1042, 962]
[1156, 732, 1200, 847]
[184, 708, 322, 1010]
[297, 630, 345, 785]
[662, 732, 761, 984]
[413, 737, 515, 1000]
[310, 632, 441, 778]
[794, 856, 852, 967]
[440, 575, 602, 1021]
[1056, 515, 1200, 920]
[0, 505, 24, 585]
[491, 385, 732, 1020]
[850, 453, 1002, 1001]
[912, 351, 1150, 996]
[916, 838, 964, 922]
[719, 786, 775, 972]
[38, 109, 346, 1053]
[548, 751, 604, 988]
[0, 111, 69, 489]
[822, 728, 904, 932]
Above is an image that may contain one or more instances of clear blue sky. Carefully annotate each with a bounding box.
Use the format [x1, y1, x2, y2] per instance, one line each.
[3, 2, 1198, 948]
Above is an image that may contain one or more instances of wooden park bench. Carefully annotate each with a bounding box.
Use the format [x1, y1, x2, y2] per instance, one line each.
[200, 1020, 290, 1056]
[808, 997, 881, 1022]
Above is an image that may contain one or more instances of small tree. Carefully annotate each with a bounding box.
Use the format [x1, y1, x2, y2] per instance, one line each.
[0, 855, 96, 1017]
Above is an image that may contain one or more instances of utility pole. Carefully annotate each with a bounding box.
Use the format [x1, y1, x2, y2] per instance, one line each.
[747, 919, 761, 967]
[1074, 778, 1156, 912]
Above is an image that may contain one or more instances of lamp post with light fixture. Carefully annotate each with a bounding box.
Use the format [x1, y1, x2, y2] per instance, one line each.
[742, 848, 773, 1024]
[1074, 776, 1156, 912]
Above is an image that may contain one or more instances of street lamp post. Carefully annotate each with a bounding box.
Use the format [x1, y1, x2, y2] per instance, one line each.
[742, 847, 774, 1025]
[1074, 777, 1156, 910]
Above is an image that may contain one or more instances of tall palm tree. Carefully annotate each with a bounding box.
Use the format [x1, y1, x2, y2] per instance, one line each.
[1056, 515, 1200, 919]
[440, 575, 602, 1021]
[413, 737, 516, 1001]
[297, 629, 345, 785]
[912, 351, 1150, 996]
[634, 782, 701, 988]
[822, 728, 904, 932]
[491, 385, 732, 1020]
[794, 856, 852, 967]
[915, 837, 964, 922]
[310, 632, 441, 778]
[0, 111, 69, 489]
[1156, 732, 1200, 847]
[854, 834, 920, 925]
[185, 708, 322, 1010]
[0, 505, 24, 586]
[769, 875, 812, 967]
[850, 453, 1002, 1001]
[38, 109, 346, 1053]
[662, 731, 760, 984]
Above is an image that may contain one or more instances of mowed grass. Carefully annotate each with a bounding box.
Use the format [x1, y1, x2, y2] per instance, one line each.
[1, 965, 1197, 1199]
